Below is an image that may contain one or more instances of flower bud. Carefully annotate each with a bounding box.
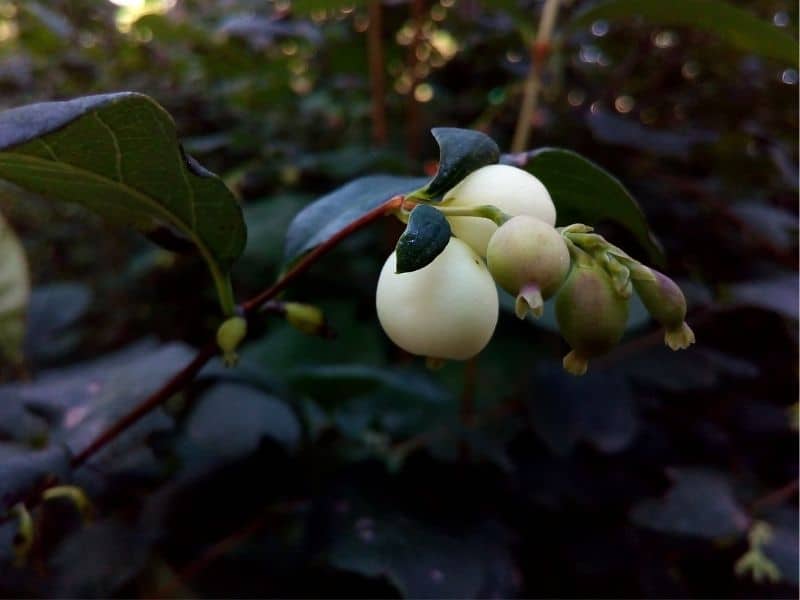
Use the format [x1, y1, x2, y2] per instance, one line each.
[284, 302, 329, 337]
[630, 265, 695, 350]
[216, 316, 247, 367]
[376, 237, 498, 361]
[555, 250, 629, 375]
[442, 164, 556, 256]
[486, 215, 570, 319]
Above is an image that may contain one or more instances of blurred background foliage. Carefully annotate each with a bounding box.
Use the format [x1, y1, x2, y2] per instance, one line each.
[0, 0, 797, 597]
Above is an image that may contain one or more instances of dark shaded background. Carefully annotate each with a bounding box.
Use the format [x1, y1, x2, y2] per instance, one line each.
[0, 0, 797, 597]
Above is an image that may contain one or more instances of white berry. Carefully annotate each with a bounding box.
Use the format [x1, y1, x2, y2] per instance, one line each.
[443, 164, 556, 256]
[375, 237, 498, 360]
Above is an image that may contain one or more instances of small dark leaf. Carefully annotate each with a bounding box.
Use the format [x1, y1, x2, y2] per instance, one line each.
[183, 382, 300, 461]
[502, 148, 663, 263]
[631, 468, 750, 539]
[327, 501, 517, 599]
[420, 128, 500, 200]
[529, 366, 638, 456]
[395, 205, 451, 274]
[728, 274, 799, 320]
[49, 520, 153, 597]
[282, 175, 426, 265]
[23, 282, 91, 365]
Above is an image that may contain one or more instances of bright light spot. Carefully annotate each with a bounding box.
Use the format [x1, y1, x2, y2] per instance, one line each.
[396, 24, 414, 46]
[112, 0, 175, 33]
[440, 0, 455, 7]
[506, 50, 522, 63]
[681, 61, 700, 79]
[653, 30, 678, 49]
[0, 20, 17, 42]
[591, 20, 609, 37]
[590, 101, 601, 114]
[282, 41, 298, 56]
[781, 68, 798, 85]
[567, 89, 586, 107]
[614, 95, 635, 114]
[414, 83, 434, 103]
[430, 30, 458, 59]
[773, 11, 790, 27]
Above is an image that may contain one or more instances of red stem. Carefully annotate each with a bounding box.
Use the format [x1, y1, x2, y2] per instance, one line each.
[70, 195, 404, 468]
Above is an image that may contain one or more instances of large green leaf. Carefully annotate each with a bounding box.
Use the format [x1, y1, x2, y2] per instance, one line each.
[283, 175, 426, 264]
[569, 0, 799, 65]
[0, 212, 29, 366]
[0, 92, 246, 313]
[503, 148, 663, 262]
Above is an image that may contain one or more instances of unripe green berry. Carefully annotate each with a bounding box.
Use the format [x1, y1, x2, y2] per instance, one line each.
[216, 316, 247, 367]
[376, 237, 498, 361]
[443, 164, 556, 256]
[555, 252, 629, 375]
[630, 265, 695, 350]
[486, 215, 570, 319]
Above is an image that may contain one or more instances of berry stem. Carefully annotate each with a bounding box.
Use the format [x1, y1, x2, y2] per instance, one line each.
[432, 204, 512, 226]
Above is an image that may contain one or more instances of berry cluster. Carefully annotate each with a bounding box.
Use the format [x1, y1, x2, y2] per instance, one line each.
[375, 164, 695, 375]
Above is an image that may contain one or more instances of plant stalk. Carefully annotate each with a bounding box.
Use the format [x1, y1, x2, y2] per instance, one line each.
[510, 0, 561, 153]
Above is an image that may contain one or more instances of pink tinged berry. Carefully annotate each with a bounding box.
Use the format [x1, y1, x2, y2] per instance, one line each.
[486, 215, 570, 319]
[630, 266, 695, 350]
[555, 252, 629, 376]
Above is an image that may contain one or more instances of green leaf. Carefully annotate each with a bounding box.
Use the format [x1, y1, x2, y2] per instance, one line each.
[568, 0, 799, 65]
[395, 205, 451, 274]
[503, 148, 663, 263]
[0, 93, 246, 314]
[0, 212, 29, 366]
[415, 128, 500, 201]
[282, 175, 426, 264]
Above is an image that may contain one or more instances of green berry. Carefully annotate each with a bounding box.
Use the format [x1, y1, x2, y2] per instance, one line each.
[486, 215, 570, 319]
[555, 251, 629, 375]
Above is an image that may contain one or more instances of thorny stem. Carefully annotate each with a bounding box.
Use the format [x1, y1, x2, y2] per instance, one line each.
[70, 195, 405, 469]
[510, 0, 561, 153]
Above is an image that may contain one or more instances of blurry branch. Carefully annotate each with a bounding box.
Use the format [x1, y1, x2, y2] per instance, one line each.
[367, 1, 388, 145]
[71, 195, 406, 468]
[510, 0, 561, 153]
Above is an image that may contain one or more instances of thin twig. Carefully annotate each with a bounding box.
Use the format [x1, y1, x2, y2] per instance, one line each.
[367, 0, 388, 146]
[70, 195, 404, 469]
[510, 0, 561, 153]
